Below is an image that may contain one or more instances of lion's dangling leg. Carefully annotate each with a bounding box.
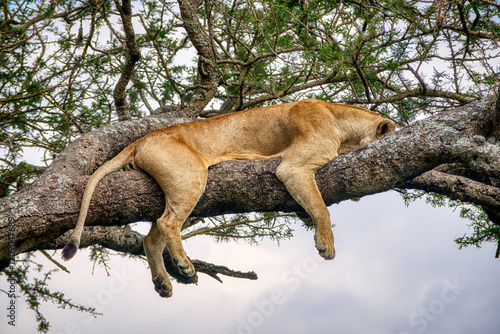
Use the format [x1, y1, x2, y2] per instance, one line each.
[155, 210, 197, 277]
[155, 164, 208, 279]
[276, 136, 339, 260]
[136, 136, 208, 284]
[144, 177, 206, 298]
[277, 165, 336, 260]
[144, 221, 172, 297]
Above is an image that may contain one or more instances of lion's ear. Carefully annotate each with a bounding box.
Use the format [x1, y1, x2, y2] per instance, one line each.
[376, 119, 395, 138]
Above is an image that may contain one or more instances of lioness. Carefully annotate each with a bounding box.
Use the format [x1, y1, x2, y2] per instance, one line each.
[62, 99, 395, 297]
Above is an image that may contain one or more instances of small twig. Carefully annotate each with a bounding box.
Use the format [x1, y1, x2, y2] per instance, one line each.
[192, 259, 258, 283]
[182, 213, 296, 239]
[39, 250, 70, 273]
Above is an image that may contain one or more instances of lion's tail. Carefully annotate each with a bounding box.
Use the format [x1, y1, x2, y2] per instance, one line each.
[61, 144, 136, 261]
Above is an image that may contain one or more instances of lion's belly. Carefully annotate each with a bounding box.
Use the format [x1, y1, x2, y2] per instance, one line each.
[179, 110, 295, 161]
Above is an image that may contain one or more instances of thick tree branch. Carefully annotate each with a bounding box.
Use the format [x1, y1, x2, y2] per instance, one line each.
[405, 170, 500, 209]
[0, 96, 498, 266]
[37, 226, 257, 283]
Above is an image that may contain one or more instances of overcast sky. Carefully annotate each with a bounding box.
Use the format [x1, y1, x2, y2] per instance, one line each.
[2, 190, 500, 334]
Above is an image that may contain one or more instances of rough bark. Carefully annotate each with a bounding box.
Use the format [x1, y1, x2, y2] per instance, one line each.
[1, 96, 499, 269]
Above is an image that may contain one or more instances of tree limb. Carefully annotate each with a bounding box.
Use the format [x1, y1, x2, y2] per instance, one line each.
[37, 226, 257, 283]
[177, 0, 219, 116]
[404, 170, 500, 209]
[0, 96, 498, 267]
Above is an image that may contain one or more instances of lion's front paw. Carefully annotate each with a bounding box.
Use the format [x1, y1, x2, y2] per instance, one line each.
[315, 234, 336, 260]
[153, 276, 173, 298]
[317, 244, 336, 260]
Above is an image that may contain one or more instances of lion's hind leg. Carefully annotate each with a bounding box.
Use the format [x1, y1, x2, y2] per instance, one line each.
[155, 165, 208, 279]
[144, 222, 172, 298]
[137, 138, 208, 281]
[155, 205, 198, 278]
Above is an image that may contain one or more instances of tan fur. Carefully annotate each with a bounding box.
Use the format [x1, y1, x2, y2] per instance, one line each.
[62, 99, 395, 297]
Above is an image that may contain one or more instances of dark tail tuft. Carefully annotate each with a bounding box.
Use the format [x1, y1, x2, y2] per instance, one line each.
[61, 239, 79, 261]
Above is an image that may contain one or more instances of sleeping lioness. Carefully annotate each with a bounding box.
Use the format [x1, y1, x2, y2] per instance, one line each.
[62, 99, 395, 297]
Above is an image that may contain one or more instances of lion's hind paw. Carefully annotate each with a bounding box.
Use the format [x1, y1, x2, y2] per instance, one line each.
[153, 276, 173, 298]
